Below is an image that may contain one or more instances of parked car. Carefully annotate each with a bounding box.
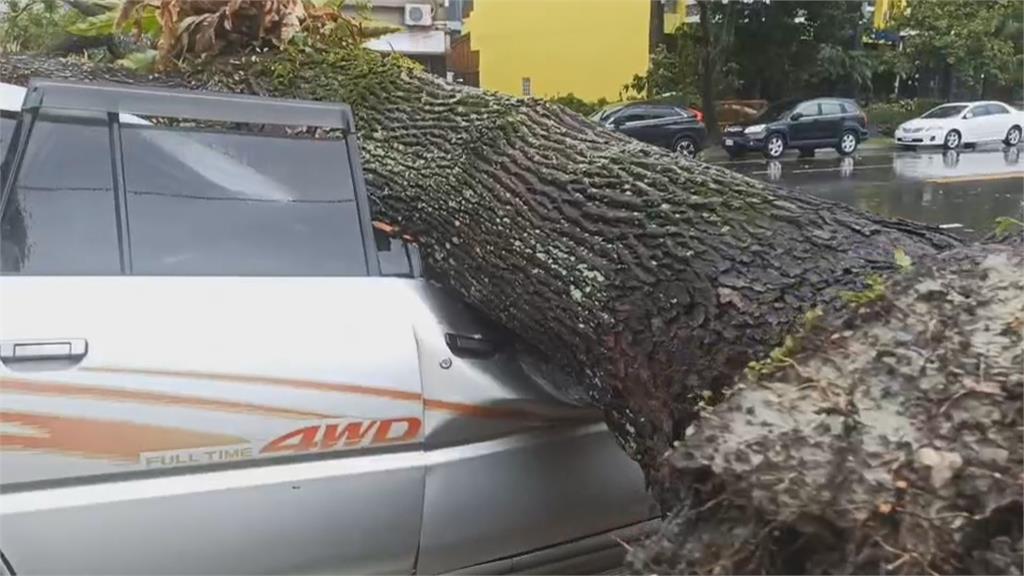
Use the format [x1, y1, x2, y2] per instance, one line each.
[894, 101, 1023, 150]
[591, 102, 707, 158]
[721, 97, 870, 159]
[0, 80, 657, 575]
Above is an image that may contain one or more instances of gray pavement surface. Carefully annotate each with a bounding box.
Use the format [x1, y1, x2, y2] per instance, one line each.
[702, 142, 1024, 239]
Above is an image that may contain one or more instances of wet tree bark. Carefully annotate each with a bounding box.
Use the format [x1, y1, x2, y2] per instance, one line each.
[631, 243, 1023, 575]
[1, 52, 962, 483]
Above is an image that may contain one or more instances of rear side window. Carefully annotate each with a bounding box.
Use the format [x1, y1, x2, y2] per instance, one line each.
[1, 114, 121, 274]
[984, 103, 1009, 115]
[119, 126, 368, 276]
[967, 104, 990, 118]
[819, 102, 843, 116]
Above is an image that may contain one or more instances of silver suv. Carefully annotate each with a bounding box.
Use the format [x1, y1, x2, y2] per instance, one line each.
[0, 80, 656, 575]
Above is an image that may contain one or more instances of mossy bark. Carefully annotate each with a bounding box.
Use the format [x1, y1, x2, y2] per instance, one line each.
[1, 50, 962, 481]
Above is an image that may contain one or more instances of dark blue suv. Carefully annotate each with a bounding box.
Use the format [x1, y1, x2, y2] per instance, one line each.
[721, 97, 870, 159]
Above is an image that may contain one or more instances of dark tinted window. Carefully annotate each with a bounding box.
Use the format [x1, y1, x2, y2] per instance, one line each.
[793, 101, 820, 117]
[120, 126, 367, 276]
[614, 108, 654, 123]
[819, 101, 843, 116]
[985, 103, 1010, 115]
[648, 106, 682, 119]
[1, 114, 121, 274]
[922, 104, 968, 119]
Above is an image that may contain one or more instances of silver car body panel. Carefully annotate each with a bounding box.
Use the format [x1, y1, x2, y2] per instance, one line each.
[0, 81, 655, 574]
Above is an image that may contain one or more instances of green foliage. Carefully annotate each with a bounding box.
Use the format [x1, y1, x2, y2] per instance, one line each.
[891, 0, 1023, 98]
[993, 217, 1024, 240]
[841, 275, 887, 306]
[746, 306, 823, 379]
[114, 47, 156, 71]
[0, 0, 82, 52]
[65, 9, 117, 37]
[893, 248, 913, 271]
[864, 99, 944, 136]
[546, 94, 609, 117]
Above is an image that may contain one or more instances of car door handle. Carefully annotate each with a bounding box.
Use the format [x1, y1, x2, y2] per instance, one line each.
[0, 338, 88, 364]
[444, 333, 497, 359]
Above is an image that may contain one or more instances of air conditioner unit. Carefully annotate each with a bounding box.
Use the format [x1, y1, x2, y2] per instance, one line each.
[404, 3, 433, 27]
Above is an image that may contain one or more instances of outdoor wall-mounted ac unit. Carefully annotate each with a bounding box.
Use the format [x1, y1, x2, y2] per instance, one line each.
[405, 3, 434, 27]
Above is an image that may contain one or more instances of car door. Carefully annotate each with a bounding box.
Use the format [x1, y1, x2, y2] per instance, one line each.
[0, 88, 425, 575]
[962, 103, 991, 142]
[787, 101, 820, 145]
[612, 107, 656, 142]
[817, 100, 846, 142]
[983, 103, 1012, 140]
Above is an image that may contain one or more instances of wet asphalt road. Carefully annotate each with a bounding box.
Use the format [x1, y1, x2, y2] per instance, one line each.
[705, 143, 1024, 239]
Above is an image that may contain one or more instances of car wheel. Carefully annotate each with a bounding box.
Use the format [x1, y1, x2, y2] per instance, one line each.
[1004, 125, 1022, 147]
[837, 131, 858, 156]
[763, 133, 785, 159]
[943, 129, 962, 150]
[673, 136, 698, 158]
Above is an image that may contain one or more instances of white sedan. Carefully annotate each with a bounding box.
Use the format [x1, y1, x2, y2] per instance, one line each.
[895, 101, 1023, 150]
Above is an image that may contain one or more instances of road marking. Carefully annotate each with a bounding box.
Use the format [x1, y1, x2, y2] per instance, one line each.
[750, 163, 891, 175]
[926, 172, 1024, 184]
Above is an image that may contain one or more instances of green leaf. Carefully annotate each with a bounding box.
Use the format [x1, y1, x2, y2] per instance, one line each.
[65, 9, 117, 37]
[894, 248, 913, 271]
[993, 216, 1024, 239]
[114, 49, 157, 72]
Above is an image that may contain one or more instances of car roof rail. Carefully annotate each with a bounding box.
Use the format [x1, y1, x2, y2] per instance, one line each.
[21, 78, 355, 132]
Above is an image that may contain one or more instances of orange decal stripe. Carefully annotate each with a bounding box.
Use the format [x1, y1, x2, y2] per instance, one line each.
[81, 366, 423, 403]
[0, 411, 245, 462]
[0, 377, 331, 420]
[423, 399, 593, 423]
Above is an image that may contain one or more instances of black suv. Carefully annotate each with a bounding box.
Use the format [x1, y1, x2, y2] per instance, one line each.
[721, 97, 869, 159]
[592, 102, 707, 158]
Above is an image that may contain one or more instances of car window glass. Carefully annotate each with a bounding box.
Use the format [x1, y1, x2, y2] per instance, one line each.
[921, 105, 968, 119]
[648, 107, 680, 119]
[819, 102, 843, 116]
[616, 109, 651, 123]
[794, 102, 819, 117]
[120, 126, 368, 276]
[985, 103, 1009, 115]
[1, 114, 16, 166]
[967, 105, 989, 118]
[1, 113, 121, 275]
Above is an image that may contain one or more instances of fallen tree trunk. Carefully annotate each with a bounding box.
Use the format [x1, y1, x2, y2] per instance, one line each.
[2, 50, 962, 480]
[631, 243, 1023, 574]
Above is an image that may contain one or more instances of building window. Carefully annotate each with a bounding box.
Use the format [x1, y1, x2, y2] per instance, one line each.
[522, 77, 531, 97]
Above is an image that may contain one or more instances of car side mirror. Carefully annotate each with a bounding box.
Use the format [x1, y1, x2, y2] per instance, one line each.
[964, 112, 974, 119]
[790, 112, 804, 121]
[610, 117, 627, 128]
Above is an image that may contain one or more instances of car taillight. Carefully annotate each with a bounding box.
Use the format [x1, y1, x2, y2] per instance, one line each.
[693, 109, 704, 123]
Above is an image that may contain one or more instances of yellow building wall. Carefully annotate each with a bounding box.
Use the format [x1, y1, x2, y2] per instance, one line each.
[466, 0, 650, 101]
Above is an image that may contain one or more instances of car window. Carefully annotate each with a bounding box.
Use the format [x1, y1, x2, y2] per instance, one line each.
[984, 103, 1010, 115]
[794, 101, 820, 117]
[648, 107, 681, 119]
[819, 101, 843, 116]
[1, 113, 122, 275]
[921, 104, 968, 119]
[614, 108, 653, 124]
[119, 125, 368, 276]
[967, 104, 989, 118]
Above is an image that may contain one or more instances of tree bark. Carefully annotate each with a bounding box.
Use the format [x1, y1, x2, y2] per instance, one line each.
[697, 0, 718, 139]
[0, 51, 962, 482]
[631, 243, 1023, 574]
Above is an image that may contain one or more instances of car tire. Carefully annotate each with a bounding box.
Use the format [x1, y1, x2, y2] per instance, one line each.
[1004, 125, 1022, 147]
[762, 133, 785, 159]
[836, 131, 858, 156]
[943, 129, 962, 150]
[673, 136, 698, 158]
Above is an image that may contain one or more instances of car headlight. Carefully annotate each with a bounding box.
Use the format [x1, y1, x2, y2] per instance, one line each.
[744, 124, 766, 135]
[925, 126, 944, 132]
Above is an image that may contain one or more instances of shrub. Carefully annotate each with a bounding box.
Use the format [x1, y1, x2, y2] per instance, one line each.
[865, 99, 944, 136]
[547, 94, 610, 118]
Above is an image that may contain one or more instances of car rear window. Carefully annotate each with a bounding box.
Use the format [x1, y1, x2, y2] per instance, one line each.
[820, 102, 843, 116]
[1, 115, 370, 276]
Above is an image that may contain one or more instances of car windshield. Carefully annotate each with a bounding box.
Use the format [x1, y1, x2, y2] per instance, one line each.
[921, 105, 968, 119]
[754, 99, 801, 122]
[591, 105, 624, 122]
